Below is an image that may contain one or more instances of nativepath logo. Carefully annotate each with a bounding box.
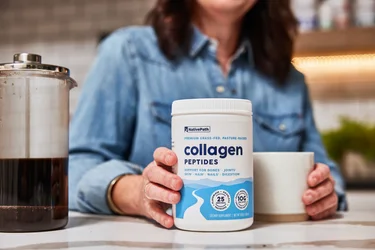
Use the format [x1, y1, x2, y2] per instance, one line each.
[184, 126, 211, 133]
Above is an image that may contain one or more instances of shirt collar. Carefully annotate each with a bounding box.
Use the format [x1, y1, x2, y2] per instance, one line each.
[189, 25, 254, 66]
[189, 25, 210, 57]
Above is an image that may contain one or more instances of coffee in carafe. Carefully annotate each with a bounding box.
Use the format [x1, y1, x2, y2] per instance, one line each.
[0, 53, 77, 232]
[0, 158, 68, 231]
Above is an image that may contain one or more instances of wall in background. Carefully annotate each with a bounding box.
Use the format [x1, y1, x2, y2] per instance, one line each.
[0, 0, 374, 132]
[0, 0, 153, 115]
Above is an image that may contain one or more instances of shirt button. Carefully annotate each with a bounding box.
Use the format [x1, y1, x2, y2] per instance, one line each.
[216, 86, 225, 93]
[279, 124, 286, 131]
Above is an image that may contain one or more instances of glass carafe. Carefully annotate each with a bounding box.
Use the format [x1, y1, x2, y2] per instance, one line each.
[0, 53, 77, 232]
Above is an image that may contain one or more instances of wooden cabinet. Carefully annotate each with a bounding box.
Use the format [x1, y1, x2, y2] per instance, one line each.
[294, 27, 375, 57]
[293, 27, 375, 100]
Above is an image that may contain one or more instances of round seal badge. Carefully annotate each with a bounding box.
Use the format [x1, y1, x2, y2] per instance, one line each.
[234, 189, 249, 210]
[210, 190, 231, 211]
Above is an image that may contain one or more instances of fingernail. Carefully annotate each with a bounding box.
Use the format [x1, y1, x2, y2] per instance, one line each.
[312, 177, 318, 185]
[164, 218, 170, 227]
[310, 208, 316, 215]
[165, 154, 172, 165]
[306, 195, 313, 203]
[171, 179, 177, 190]
[169, 193, 176, 203]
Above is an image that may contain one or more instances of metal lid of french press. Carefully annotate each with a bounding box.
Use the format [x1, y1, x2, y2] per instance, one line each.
[0, 53, 70, 75]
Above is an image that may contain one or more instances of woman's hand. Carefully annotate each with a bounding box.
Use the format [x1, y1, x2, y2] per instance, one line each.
[111, 147, 182, 228]
[140, 147, 183, 228]
[302, 163, 338, 220]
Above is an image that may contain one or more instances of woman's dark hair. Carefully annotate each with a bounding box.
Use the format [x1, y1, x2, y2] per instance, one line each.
[146, 0, 298, 84]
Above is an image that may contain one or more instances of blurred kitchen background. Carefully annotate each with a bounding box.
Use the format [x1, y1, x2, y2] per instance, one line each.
[0, 0, 374, 189]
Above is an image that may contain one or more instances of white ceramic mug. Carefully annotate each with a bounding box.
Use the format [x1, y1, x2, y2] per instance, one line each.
[253, 152, 314, 222]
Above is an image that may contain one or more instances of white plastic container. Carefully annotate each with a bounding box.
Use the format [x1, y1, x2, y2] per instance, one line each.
[171, 98, 253, 232]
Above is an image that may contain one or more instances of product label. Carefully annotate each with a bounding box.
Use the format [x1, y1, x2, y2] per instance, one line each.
[172, 118, 253, 221]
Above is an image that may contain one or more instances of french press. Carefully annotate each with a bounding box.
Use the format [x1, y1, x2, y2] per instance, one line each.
[0, 53, 77, 232]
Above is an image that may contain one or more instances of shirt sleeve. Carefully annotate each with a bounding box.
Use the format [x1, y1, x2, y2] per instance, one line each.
[300, 77, 348, 211]
[68, 29, 143, 215]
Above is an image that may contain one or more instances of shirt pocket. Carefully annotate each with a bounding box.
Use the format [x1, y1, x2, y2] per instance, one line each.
[150, 101, 172, 149]
[253, 111, 305, 152]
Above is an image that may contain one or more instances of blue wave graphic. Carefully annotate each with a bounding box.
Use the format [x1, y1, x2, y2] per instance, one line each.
[183, 178, 252, 187]
[176, 178, 253, 220]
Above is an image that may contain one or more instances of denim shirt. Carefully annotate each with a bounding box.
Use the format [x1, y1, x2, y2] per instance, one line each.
[68, 25, 348, 215]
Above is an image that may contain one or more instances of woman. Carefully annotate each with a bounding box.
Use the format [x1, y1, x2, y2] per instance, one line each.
[68, 0, 348, 228]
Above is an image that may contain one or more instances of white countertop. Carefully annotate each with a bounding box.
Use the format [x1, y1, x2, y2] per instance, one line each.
[1, 191, 374, 250]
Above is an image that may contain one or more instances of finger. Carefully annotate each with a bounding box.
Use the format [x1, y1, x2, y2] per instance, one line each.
[148, 201, 174, 228]
[308, 163, 330, 187]
[144, 182, 181, 204]
[153, 147, 178, 167]
[311, 205, 337, 221]
[145, 162, 183, 191]
[305, 192, 338, 217]
[302, 178, 334, 205]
